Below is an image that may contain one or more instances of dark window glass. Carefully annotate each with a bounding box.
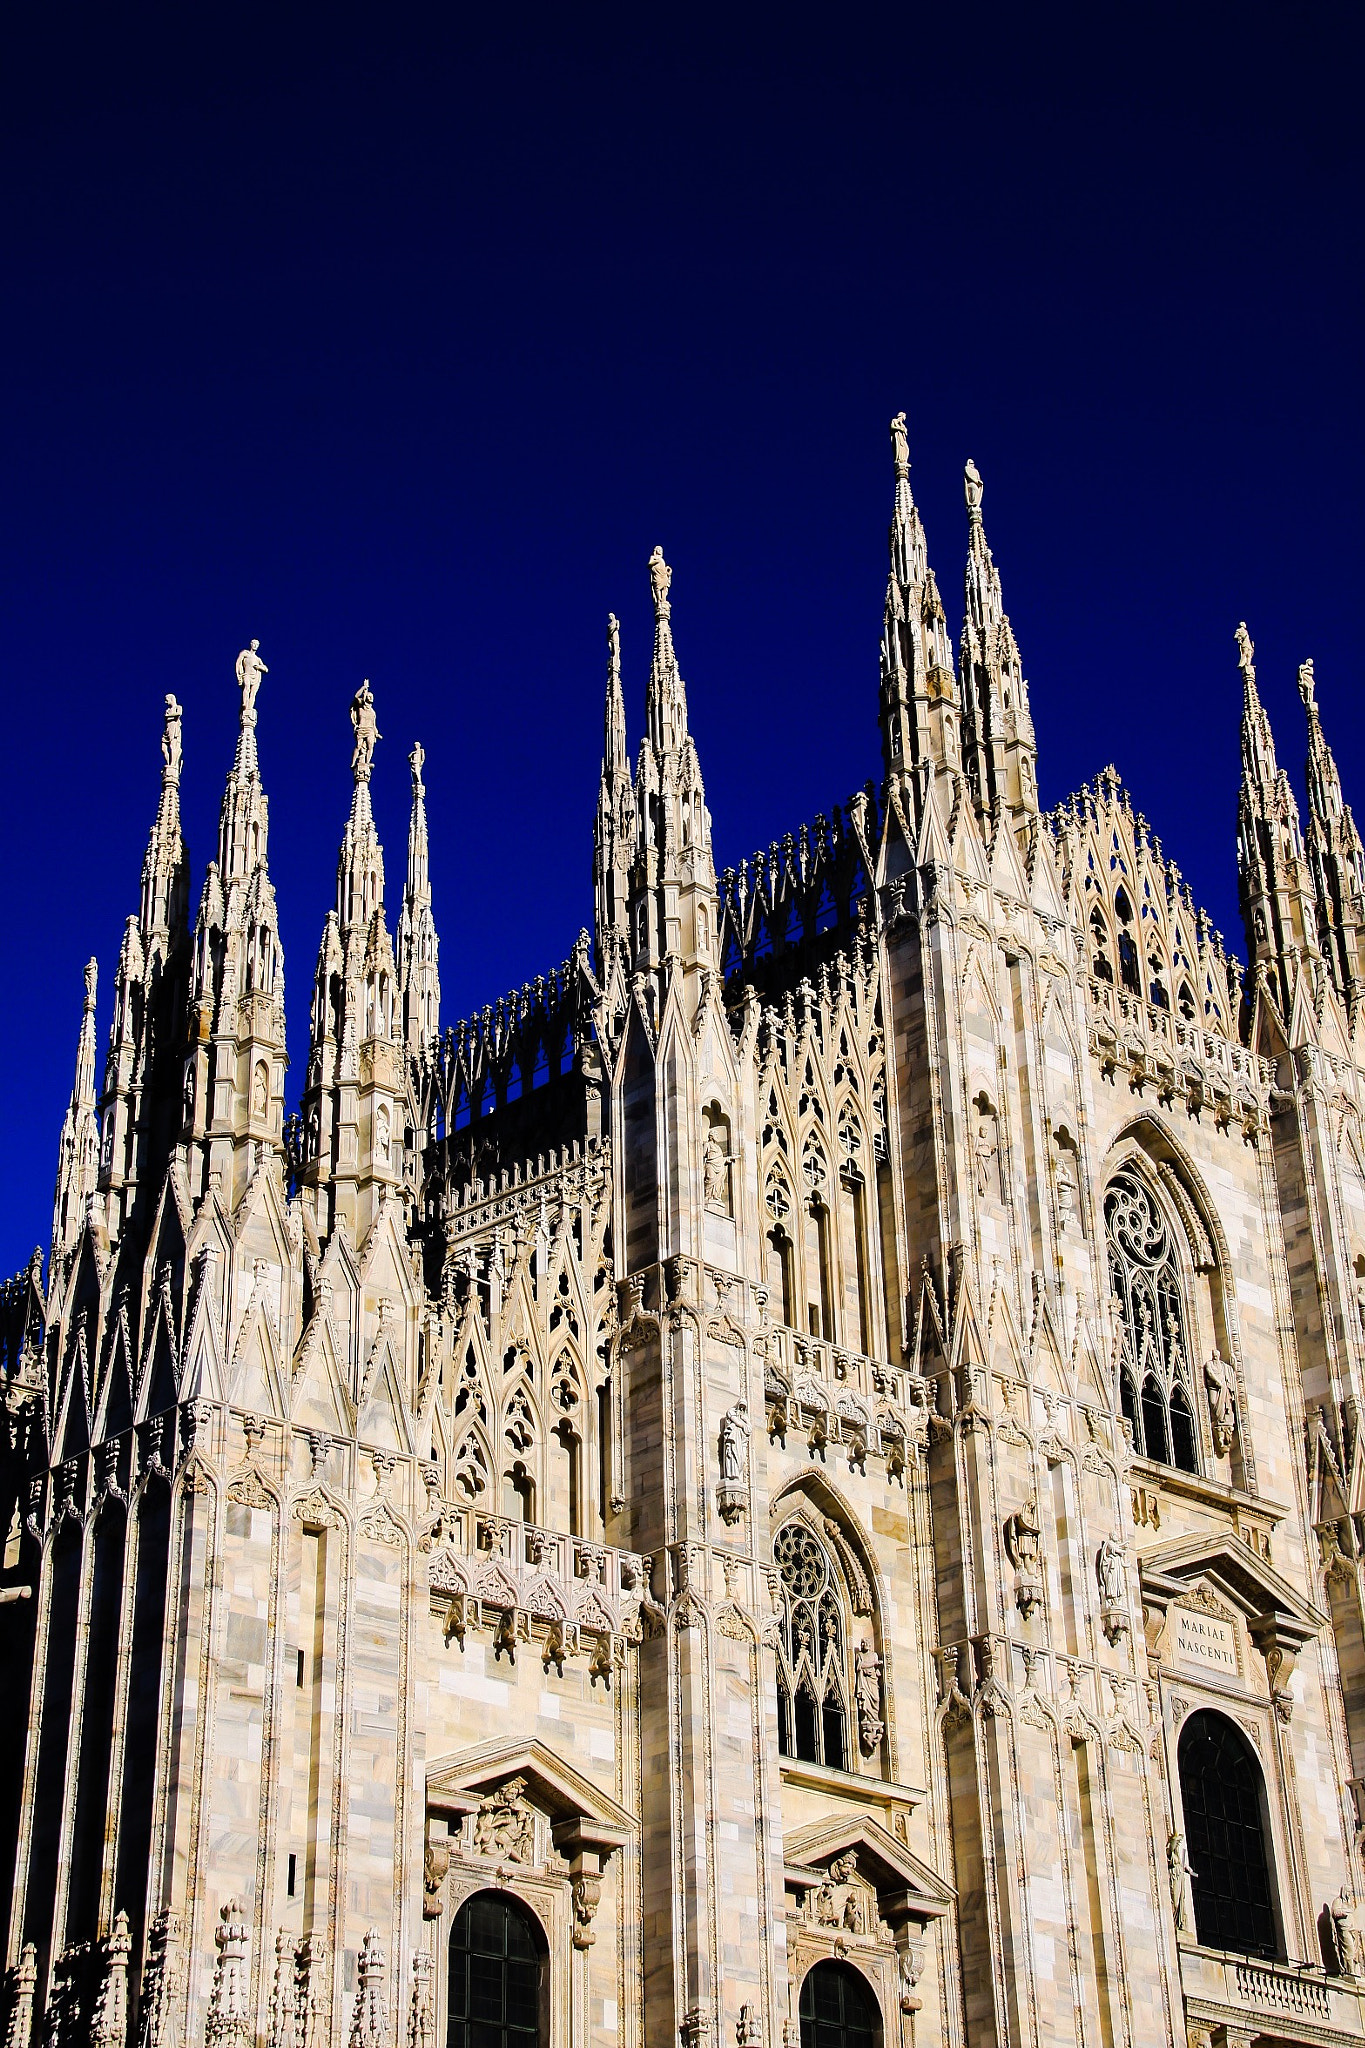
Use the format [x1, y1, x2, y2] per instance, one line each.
[1141, 1376, 1170, 1465]
[777, 1682, 790, 1758]
[1178, 1712, 1276, 1959]
[822, 1698, 846, 1773]
[799, 1962, 880, 2048]
[795, 1684, 820, 1764]
[448, 1891, 546, 2048]
[1169, 1387, 1198, 1474]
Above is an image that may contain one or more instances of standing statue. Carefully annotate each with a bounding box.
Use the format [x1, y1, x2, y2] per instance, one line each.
[648, 545, 672, 612]
[1003, 1496, 1041, 1574]
[1204, 1350, 1238, 1458]
[854, 1637, 884, 1756]
[410, 740, 426, 795]
[1096, 1532, 1126, 1609]
[889, 411, 909, 474]
[703, 1129, 730, 1210]
[1332, 1886, 1364, 1977]
[974, 1110, 998, 1198]
[607, 612, 620, 666]
[161, 694, 183, 783]
[1167, 1831, 1196, 1931]
[235, 639, 267, 720]
[719, 1401, 749, 1485]
[351, 680, 381, 778]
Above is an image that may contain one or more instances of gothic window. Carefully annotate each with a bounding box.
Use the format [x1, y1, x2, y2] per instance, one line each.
[1089, 906, 1114, 984]
[1105, 1169, 1199, 1473]
[773, 1520, 849, 1772]
[798, 1962, 880, 2048]
[1177, 1712, 1276, 1958]
[1114, 888, 1140, 994]
[448, 1890, 547, 2048]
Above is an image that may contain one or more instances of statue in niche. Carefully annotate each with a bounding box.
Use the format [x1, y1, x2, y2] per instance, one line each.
[974, 1106, 999, 1199]
[1204, 1350, 1237, 1457]
[814, 1877, 838, 1927]
[1096, 1532, 1126, 1610]
[1055, 1153, 1077, 1232]
[351, 680, 380, 778]
[719, 1402, 749, 1486]
[854, 1637, 884, 1755]
[703, 1126, 731, 1211]
[376, 1102, 391, 1165]
[234, 641, 267, 720]
[1003, 1496, 1041, 1574]
[251, 1064, 268, 1118]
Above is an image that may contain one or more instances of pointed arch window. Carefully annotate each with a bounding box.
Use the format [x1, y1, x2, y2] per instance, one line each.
[1178, 1711, 1276, 1958]
[773, 1519, 850, 1771]
[1105, 1169, 1199, 1474]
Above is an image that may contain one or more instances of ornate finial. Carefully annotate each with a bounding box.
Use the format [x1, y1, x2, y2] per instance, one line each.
[234, 640, 267, 727]
[1235, 621, 1255, 684]
[964, 457, 983, 520]
[890, 411, 910, 479]
[607, 612, 621, 668]
[648, 547, 672, 617]
[351, 681, 381, 782]
[1298, 657, 1316, 709]
[409, 741, 425, 795]
[161, 694, 183, 786]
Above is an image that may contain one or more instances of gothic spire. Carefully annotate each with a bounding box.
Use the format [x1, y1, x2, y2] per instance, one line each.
[594, 612, 634, 974]
[51, 959, 100, 1265]
[878, 413, 957, 807]
[137, 692, 190, 949]
[632, 549, 715, 979]
[959, 458, 1038, 835]
[1299, 657, 1365, 1009]
[338, 680, 386, 937]
[645, 547, 689, 756]
[1235, 622, 1319, 1016]
[397, 740, 441, 1053]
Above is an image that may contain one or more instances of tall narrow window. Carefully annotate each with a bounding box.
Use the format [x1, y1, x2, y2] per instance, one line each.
[1178, 1712, 1276, 1958]
[1105, 1169, 1199, 1473]
[448, 1890, 547, 2048]
[772, 1518, 853, 1772]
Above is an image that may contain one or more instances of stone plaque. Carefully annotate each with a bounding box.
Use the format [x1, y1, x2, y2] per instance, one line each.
[1173, 1604, 1239, 1674]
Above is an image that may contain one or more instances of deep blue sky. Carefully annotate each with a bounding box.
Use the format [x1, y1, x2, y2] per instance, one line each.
[1, 4, 1360, 1265]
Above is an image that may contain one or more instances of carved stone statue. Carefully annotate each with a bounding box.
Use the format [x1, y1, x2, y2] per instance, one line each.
[1004, 1496, 1041, 1573]
[975, 1110, 998, 1198]
[235, 639, 267, 721]
[889, 411, 909, 475]
[351, 680, 381, 780]
[1055, 1155, 1076, 1232]
[161, 694, 183, 782]
[1332, 1885, 1364, 1977]
[854, 1636, 884, 1755]
[473, 1775, 535, 1863]
[1167, 1830, 1195, 1931]
[1204, 1350, 1237, 1458]
[719, 1401, 749, 1485]
[648, 545, 672, 613]
[410, 740, 425, 794]
[607, 612, 620, 666]
[703, 1128, 730, 1210]
[1096, 1532, 1126, 1609]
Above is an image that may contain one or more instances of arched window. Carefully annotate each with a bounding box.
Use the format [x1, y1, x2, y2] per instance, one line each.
[448, 1890, 547, 2048]
[1177, 1711, 1276, 1958]
[1105, 1169, 1199, 1473]
[773, 1519, 850, 1771]
[799, 1962, 881, 2048]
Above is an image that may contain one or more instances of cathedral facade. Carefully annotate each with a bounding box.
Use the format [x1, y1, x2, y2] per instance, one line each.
[4, 417, 1365, 2048]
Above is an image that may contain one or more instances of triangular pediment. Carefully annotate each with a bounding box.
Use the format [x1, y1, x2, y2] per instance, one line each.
[782, 1815, 952, 1917]
[1139, 1533, 1323, 1645]
[426, 1736, 634, 1841]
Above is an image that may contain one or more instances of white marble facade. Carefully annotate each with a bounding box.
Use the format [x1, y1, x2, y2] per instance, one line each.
[3, 417, 1365, 2048]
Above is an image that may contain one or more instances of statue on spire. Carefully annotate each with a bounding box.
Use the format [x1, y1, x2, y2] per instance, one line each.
[964, 457, 983, 520]
[235, 639, 267, 723]
[409, 740, 425, 795]
[890, 411, 910, 478]
[351, 681, 381, 781]
[648, 546, 672, 616]
[161, 694, 183, 785]
[1298, 657, 1317, 709]
[1236, 621, 1255, 684]
[607, 612, 621, 667]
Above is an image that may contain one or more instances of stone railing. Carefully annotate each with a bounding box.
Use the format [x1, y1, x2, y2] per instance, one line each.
[421, 1507, 658, 1660]
[1177, 1941, 1363, 2040]
[760, 1327, 926, 1476]
[1084, 978, 1272, 1131]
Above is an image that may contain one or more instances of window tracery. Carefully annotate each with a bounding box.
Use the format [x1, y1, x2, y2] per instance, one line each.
[1104, 1169, 1198, 1472]
[773, 1518, 851, 1772]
